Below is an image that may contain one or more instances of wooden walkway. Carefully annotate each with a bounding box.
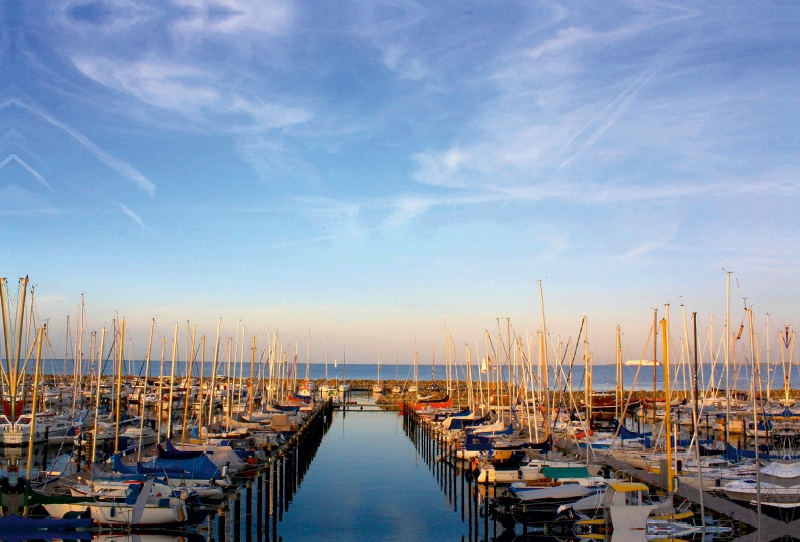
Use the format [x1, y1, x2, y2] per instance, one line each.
[599, 452, 800, 542]
[555, 436, 799, 542]
[333, 404, 398, 411]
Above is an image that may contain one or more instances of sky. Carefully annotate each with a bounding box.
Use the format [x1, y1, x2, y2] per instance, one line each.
[0, 0, 797, 364]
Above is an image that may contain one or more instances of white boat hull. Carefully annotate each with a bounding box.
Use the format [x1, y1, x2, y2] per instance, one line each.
[44, 500, 187, 526]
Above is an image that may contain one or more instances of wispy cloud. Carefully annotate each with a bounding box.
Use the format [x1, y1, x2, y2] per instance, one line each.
[528, 27, 596, 59]
[352, 0, 431, 80]
[0, 95, 156, 195]
[265, 235, 335, 250]
[171, 0, 292, 38]
[383, 196, 432, 228]
[116, 201, 147, 229]
[0, 154, 54, 191]
[557, 70, 654, 169]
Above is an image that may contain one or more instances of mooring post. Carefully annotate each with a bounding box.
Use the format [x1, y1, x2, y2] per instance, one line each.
[219, 506, 227, 542]
[233, 488, 241, 542]
[245, 481, 253, 542]
[271, 459, 278, 539]
[278, 454, 284, 521]
[256, 472, 263, 541]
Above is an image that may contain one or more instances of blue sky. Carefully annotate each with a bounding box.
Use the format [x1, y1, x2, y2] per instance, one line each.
[1, 0, 797, 364]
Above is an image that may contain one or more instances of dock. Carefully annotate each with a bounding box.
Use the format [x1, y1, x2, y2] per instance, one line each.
[332, 403, 398, 411]
[566, 438, 800, 542]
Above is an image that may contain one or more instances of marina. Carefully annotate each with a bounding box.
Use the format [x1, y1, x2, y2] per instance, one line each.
[0, 276, 797, 542]
[1, 0, 792, 539]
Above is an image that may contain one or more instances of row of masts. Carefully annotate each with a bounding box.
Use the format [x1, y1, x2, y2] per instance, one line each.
[2, 276, 797, 454]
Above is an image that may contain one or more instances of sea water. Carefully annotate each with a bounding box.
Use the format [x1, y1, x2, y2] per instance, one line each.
[45, 360, 791, 392]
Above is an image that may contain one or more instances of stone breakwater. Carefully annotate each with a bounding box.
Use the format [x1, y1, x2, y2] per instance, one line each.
[313, 379, 769, 403]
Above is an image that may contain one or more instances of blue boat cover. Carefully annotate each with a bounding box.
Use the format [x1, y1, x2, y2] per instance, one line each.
[111, 452, 223, 480]
[160, 439, 205, 460]
[724, 444, 797, 462]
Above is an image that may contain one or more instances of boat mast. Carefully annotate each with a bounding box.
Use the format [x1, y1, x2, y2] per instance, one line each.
[652, 308, 657, 424]
[208, 318, 221, 427]
[166, 323, 179, 440]
[23, 326, 43, 516]
[691, 313, 706, 530]
[661, 306, 673, 493]
[156, 337, 166, 446]
[225, 337, 233, 431]
[181, 322, 197, 444]
[0, 278, 13, 409]
[114, 320, 125, 454]
[725, 271, 731, 448]
[198, 335, 206, 429]
[540, 331, 549, 440]
[91, 328, 105, 466]
[749, 307, 761, 528]
[538, 280, 550, 433]
[583, 316, 589, 427]
[615, 326, 622, 421]
[249, 335, 256, 413]
[765, 314, 771, 404]
[73, 296, 83, 413]
[137, 318, 155, 460]
[237, 326, 246, 412]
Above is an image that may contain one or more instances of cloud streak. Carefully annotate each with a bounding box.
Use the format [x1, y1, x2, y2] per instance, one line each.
[0, 154, 54, 191]
[116, 201, 147, 229]
[0, 97, 156, 195]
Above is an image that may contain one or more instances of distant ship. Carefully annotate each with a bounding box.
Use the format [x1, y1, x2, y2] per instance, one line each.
[624, 359, 661, 366]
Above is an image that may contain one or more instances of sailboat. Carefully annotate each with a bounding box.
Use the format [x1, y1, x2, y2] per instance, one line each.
[297, 329, 315, 399]
[320, 336, 330, 395]
[337, 346, 350, 393]
[407, 348, 418, 393]
[391, 348, 402, 394]
[373, 349, 383, 393]
[44, 479, 191, 526]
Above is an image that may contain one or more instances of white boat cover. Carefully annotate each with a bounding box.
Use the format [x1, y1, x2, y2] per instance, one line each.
[761, 461, 800, 479]
[513, 483, 593, 502]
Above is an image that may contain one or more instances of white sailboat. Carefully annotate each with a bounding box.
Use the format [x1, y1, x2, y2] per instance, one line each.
[338, 346, 350, 393]
[45, 480, 189, 527]
[373, 348, 383, 393]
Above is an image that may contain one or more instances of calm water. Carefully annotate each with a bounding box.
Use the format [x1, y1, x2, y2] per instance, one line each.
[275, 409, 469, 540]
